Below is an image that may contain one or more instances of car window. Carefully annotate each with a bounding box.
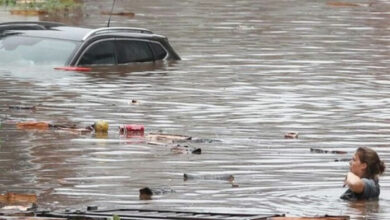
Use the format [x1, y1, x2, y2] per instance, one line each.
[79, 40, 116, 65]
[0, 34, 79, 66]
[116, 40, 154, 64]
[149, 42, 167, 60]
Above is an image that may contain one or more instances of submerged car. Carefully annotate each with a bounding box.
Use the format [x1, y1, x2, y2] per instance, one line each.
[0, 21, 180, 68]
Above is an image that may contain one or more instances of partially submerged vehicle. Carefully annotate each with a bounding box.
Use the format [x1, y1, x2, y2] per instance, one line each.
[0, 21, 180, 70]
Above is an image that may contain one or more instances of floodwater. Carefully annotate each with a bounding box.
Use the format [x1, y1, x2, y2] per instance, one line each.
[1, 0, 390, 219]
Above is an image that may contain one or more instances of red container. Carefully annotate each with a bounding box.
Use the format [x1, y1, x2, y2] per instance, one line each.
[119, 124, 144, 136]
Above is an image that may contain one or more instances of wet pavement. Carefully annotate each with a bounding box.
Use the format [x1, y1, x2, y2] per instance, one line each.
[1, 0, 390, 219]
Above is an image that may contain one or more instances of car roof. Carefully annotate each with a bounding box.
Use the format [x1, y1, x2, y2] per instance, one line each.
[0, 21, 164, 42]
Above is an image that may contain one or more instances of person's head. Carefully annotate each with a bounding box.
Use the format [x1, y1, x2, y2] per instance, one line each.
[350, 147, 385, 179]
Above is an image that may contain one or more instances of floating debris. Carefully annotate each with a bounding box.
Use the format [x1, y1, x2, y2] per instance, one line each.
[232, 183, 239, 188]
[184, 173, 234, 182]
[119, 124, 144, 137]
[16, 121, 98, 134]
[284, 132, 298, 139]
[0, 192, 37, 206]
[170, 144, 201, 154]
[8, 105, 37, 111]
[326, 1, 360, 7]
[190, 138, 221, 143]
[94, 120, 109, 133]
[310, 148, 347, 154]
[334, 158, 350, 162]
[139, 187, 175, 200]
[101, 11, 135, 17]
[16, 121, 50, 130]
[146, 133, 192, 144]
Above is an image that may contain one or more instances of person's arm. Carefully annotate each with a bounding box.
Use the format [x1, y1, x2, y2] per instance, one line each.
[344, 171, 365, 193]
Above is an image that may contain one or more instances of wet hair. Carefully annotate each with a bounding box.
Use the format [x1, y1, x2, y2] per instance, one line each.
[356, 147, 385, 179]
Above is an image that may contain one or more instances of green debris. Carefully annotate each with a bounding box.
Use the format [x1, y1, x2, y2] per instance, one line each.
[113, 214, 120, 220]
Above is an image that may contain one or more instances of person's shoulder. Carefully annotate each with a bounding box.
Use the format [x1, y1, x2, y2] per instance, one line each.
[361, 178, 378, 186]
[361, 178, 380, 199]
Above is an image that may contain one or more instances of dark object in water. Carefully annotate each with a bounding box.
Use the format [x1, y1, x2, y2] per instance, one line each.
[310, 148, 347, 154]
[192, 148, 202, 154]
[183, 173, 234, 182]
[284, 132, 298, 139]
[139, 187, 153, 200]
[0, 206, 350, 220]
[34, 207, 284, 219]
[101, 11, 135, 17]
[8, 105, 36, 110]
[334, 158, 350, 162]
[139, 187, 175, 200]
[190, 138, 221, 143]
[170, 144, 201, 154]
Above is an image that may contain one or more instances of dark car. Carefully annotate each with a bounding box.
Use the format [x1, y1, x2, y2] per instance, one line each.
[0, 21, 180, 68]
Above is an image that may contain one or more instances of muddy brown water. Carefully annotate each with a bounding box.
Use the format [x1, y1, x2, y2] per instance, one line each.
[0, 0, 390, 219]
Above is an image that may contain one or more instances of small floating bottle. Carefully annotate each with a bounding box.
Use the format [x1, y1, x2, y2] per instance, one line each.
[119, 124, 144, 137]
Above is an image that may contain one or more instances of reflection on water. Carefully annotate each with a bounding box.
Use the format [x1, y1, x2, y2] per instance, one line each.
[1, 0, 390, 219]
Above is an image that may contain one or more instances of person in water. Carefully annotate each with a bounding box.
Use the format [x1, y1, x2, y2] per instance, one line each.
[341, 147, 385, 200]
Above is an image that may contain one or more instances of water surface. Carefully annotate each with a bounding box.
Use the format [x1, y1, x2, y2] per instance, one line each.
[0, 0, 390, 219]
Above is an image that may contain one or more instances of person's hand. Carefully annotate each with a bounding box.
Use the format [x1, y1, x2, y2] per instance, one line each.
[343, 172, 353, 187]
[344, 172, 364, 193]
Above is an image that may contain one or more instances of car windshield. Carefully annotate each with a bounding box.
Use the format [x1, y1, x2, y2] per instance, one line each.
[0, 34, 79, 66]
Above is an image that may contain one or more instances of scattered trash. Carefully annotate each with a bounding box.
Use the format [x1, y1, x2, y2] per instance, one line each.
[284, 132, 298, 139]
[146, 133, 192, 144]
[310, 148, 347, 154]
[0, 192, 37, 205]
[119, 124, 144, 137]
[94, 120, 109, 133]
[15, 120, 106, 134]
[139, 187, 175, 200]
[101, 11, 135, 17]
[190, 138, 221, 143]
[8, 105, 37, 111]
[170, 144, 201, 154]
[326, 1, 360, 7]
[129, 99, 139, 105]
[183, 173, 234, 182]
[16, 121, 50, 130]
